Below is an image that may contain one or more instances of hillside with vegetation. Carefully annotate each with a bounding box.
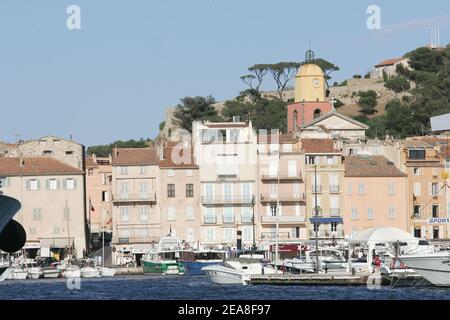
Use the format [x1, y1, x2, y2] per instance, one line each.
[359, 44, 450, 138]
[160, 44, 450, 140]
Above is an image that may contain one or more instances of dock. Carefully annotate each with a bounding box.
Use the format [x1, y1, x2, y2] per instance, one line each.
[248, 272, 373, 286]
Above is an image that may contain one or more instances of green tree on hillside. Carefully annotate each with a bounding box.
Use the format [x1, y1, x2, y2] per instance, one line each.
[172, 96, 222, 132]
[87, 138, 151, 157]
[240, 64, 270, 92]
[357, 90, 378, 115]
[266, 62, 301, 99]
[384, 76, 411, 98]
[221, 92, 287, 132]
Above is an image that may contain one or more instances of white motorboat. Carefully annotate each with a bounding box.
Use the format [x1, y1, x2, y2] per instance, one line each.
[202, 260, 279, 285]
[62, 265, 81, 278]
[281, 248, 352, 273]
[5, 266, 28, 280]
[0, 262, 9, 282]
[399, 251, 450, 287]
[98, 267, 116, 277]
[41, 267, 60, 278]
[81, 266, 100, 278]
[23, 261, 41, 279]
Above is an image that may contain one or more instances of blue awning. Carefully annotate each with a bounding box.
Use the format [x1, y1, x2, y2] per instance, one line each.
[309, 217, 343, 224]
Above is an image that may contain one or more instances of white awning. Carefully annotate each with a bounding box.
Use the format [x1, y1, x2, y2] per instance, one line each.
[39, 237, 73, 248]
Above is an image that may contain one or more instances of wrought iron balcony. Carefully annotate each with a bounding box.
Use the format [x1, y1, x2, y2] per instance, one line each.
[261, 170, 303, 181]
[222, 216, 235, 224]
[260, 193, 306, 203]
[330, 208, 341, 216]
[312, 185, 322, 193]
[241, 216, 253, 224]
[260, 232, 291, 241]
[201, 195, 254, 205]
[203, 215, 217, 224]
[111, 236, 159, 244]
[112, 193, 157, 203]
[329, 185, 340, 193]
[260, 215, 306, 224]
[309, 230, 344, 239]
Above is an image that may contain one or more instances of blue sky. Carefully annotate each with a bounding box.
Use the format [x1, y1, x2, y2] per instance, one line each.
[0, 0, 449, 146]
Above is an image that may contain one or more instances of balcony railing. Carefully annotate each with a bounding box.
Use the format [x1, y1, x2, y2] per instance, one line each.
[261, 170, 303, 181]
[261, 215, 306, 224]
[112, 236, 159, 244]
[260, 193, 306, 203]
[201, 195, 254, 205]
[309, 230, 344, 239]
[113, 193, 157, 203]
[223, 216, 235, 224]
[241, 216, 253, 224]
[312, 185, 322, 193]
[329, 185, 340, 193]
[330, 208, 341, 216]
[260, 232, 291, 241]
[204, 216, 217, 224]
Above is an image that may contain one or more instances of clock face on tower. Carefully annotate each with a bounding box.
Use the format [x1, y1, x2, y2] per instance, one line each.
[312, 79, 321, 88]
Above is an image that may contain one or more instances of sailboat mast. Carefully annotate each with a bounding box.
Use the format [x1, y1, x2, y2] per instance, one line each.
[314, 164, 319, 273]
[65, 199, 71, 259]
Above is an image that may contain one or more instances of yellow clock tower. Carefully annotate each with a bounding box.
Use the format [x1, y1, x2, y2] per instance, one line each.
[294, 50, 327, 102]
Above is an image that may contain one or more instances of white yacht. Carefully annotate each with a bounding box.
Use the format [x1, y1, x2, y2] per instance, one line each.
[62, 265, 81, 278]
[202, 255, 279, 285]
[41, 267, 60, 279]
[81, 266, 100, 278]
[24, 261, 41, 279]
[399, 251, 450, 287]
[0, 261, 10, 282]
[5, 266, 28, 280]
[97, 267, 116, 277]
[282, 248, 354, 273]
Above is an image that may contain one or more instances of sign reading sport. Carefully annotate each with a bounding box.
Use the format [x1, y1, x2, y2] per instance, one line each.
[428, 218, 450, 225]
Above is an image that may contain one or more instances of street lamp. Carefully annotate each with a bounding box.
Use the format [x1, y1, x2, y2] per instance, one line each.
[313, 164, 320, 273]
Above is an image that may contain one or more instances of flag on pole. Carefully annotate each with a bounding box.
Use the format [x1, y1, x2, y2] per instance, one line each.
[89, 197, 95, 211]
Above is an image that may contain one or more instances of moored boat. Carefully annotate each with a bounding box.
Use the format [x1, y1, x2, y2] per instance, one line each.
[80, 266, 100, 278]
[6, 266, 28, 280]
[41, 267, 60, 279]
[98, 267, 116, 277]
[141, 236, 185, 275]
[202, 258, 279, 285]
[398, 251, 450, 287]
[180, 250, 227, 276]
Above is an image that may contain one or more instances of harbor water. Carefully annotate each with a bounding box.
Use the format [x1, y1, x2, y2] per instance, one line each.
[1, 275, 450, 300]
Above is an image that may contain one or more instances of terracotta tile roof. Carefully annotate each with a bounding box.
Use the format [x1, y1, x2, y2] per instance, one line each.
[86, 156, 111, 167]
[0, 157, 83, 176]
[374, 57, 404, 67]
[86, 157, 97, 167]
[257, 133, 298, 144]
[112, 148, 158, 166]
[159, 146, 198, 168]
[301, 139, 340, 154]
[402, 140, 433, 148]
[344, 155, 406, 177]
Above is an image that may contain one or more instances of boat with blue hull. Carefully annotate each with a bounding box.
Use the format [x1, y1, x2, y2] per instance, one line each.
[180, 250, 227, 276]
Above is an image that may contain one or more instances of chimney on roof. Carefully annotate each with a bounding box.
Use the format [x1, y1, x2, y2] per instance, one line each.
[232, 116, 240, 123]
[159, 144, 164, 161]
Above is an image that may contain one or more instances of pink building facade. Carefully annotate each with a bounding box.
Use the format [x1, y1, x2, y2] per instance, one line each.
[343, 155, 408, 236]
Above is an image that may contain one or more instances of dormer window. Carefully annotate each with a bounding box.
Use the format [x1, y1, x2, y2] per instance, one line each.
[409, 149, 425, 160]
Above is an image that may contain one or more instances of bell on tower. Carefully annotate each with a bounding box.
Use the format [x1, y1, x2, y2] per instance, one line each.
[305, 49, 315, 63]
